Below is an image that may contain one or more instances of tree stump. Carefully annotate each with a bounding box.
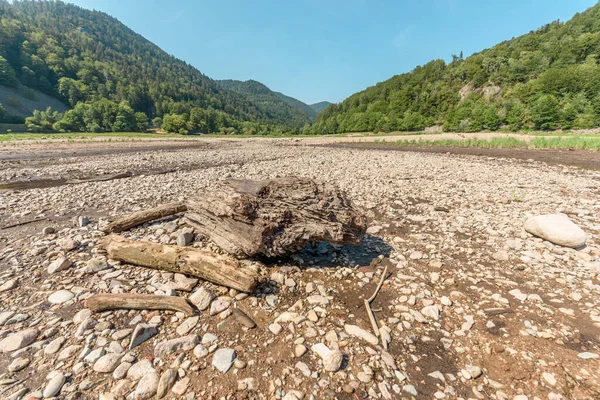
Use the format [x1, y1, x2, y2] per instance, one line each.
[185, 177, 366, 258]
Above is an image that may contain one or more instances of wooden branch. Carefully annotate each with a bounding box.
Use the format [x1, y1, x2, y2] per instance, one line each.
[1, 217, 48, 230]
[66, 170, 133, 185]
[85, 293, 195, 316]
[101, 202, 187, 233]
[185, 177, 366, 258]
[364, 264, 389, 339]
[102, 234, 258, 293]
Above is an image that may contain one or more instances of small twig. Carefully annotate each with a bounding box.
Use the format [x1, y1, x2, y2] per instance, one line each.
[364, 264, 389, 339]
[0, 218, 47, 230]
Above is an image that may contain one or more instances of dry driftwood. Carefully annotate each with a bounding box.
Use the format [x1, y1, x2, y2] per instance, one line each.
[102, 234, 258, 292]
[66, 170, 133, 185]
[185, 177, 366, 258]
[101, 202, 187, 233]
[85, 293, 195, 316]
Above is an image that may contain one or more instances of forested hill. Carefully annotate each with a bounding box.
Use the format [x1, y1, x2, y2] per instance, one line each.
[273, 92, 318, 121]
[310, 101, 333, 114]
[0, 0, 300, 133]
[217, 79, 314, 125]
[313, 3, 600, 134]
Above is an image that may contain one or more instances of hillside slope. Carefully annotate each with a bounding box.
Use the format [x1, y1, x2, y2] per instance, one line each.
[0, 85, 68, 119]
[314, 3, 600, 134]
[273, 91, 318, 121]
[310, 101, 333, 114]
[217, 79, 312, 127]
[0, 0, 298, 131]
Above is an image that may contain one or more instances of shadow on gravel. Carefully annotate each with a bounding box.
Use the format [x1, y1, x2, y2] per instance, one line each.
[291, 234, 393, 269]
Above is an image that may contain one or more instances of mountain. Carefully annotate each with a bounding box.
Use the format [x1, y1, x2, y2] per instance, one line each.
[273, 91, 318, 121]
[310, 101, 333, 114]
[217, 79, 313, 125]
[0, 0, 299, 133]
[313, 3, 600, 134]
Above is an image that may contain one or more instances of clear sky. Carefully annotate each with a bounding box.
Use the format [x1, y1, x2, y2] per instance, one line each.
[66, 0, 597, 104]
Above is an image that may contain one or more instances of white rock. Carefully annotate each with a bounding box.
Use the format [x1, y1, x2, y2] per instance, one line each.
[311, 343, 343, 372]
[344, 324, 379, 345]
[268, 323, 282, 335]
[212, 348, 236, 373]
[134, 372, 159, 399]
[43, 371, 65, 398]
[524, 214, 587, 248]
[154, 335, 199, 357]
[48, 289, 74, 304]
[127, 359, 156, 381]
[94, 353, 122, 373]
[0, 328, 39, 353]
[130, 324, 158, 350]
[209, 297, 230, 315]
[47, 257, 71, 274]
[189, 287, 216, 311]
[176, 316, 199, 336]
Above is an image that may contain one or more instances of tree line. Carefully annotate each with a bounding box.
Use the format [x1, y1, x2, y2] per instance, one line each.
[312, 3, 600, 133]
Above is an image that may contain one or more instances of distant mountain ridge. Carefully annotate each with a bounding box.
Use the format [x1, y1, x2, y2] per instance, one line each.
[310, 101, 333, 114]
[0, 0, 304, 131]
[217, 79, 322, 124]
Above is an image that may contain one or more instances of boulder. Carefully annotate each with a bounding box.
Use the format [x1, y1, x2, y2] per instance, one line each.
[524, 214, 587, 248]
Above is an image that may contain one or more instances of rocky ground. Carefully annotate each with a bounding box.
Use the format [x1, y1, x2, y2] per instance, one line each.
[0, 138, 599, 400]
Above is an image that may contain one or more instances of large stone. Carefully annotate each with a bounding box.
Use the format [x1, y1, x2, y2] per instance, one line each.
[154, 335, 199, 357]
[43, 371, 66, 398]
[209, 296, 230, 315]
[524, 214, 587, 248]
[157, 369, 178, 399]
[93, 353, 122, 373]
[176, 316, 199, 336]
[212, 348, 236, 373]
[311, 343, 343, 372]
[344, 324, 379, 345]
[127, 359, 156, 381]
[0, 328, 39, 353]
[188, 287, 215, 311]
[48, 289, 74, 304]
[47, 257, 72, 274]
[134, 372, 159, 400]
[84, 258, 110, 274]
[129, 324, 158, 350]
[0, 279, 17, 293]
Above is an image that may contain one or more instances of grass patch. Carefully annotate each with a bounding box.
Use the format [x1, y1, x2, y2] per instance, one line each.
[384, 135, 600, 150]
[0, 132, 187, 142]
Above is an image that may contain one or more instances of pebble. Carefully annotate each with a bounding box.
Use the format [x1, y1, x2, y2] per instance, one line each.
[48, 289, 74, 304]
[130, 323, 158, 349]
[212, 348, 237, 373]
[344, 324, 379, 345]
[157, 369, 178, 398]
[0, 328, 39, 353]
[93, 353, 122, 373]
[154, 334, 199, 357]
[43, 371, 66, 398]
[209, 297, 230, 315]
[135, 372, 160, 399]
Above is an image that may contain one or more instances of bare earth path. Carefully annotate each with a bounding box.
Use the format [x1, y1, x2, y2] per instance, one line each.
[0, 137, 599, 399]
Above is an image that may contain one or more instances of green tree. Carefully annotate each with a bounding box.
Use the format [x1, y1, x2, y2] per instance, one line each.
[532, 94, 560, 130]
[0, 56, 18, 87]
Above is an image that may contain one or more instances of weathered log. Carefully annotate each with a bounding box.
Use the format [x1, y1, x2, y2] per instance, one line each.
[101, 234, 258, 292]
[185, 177, 367, 258]
[66, 170, 133, 184]
[85, 293, 195, 316]
[101, 202, 187, 233]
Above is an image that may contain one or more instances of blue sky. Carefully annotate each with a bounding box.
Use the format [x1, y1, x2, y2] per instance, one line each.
[67, 0, 597, 104]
